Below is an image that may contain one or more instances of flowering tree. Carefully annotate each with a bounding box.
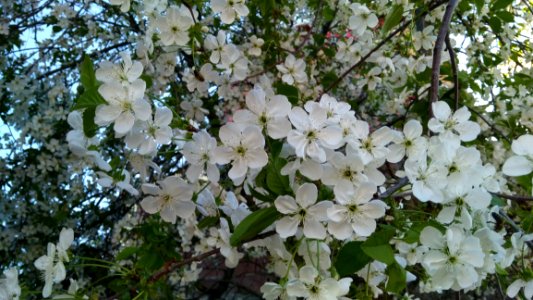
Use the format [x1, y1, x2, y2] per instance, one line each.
[2, 0, 533, 299]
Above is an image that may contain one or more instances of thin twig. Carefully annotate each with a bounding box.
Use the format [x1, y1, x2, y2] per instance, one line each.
[445, 33, 460, 110]
[378, 177, 409, 199]
[494, 209, 533, 250]
[429, 0, 459, 116]
[491, 192, 533, 202]
[466, 105, 512, 144]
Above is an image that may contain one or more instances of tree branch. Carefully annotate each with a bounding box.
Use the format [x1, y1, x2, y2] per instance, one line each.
[147, 230, 276, 283]
[491, 192, 533, 202]
[493, 210, 533, 250]
[445, 33, 460, 110]
[378, 177, 409, 199]
[429, 0, 458, 116]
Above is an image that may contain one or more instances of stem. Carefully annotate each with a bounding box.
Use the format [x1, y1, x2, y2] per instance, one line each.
[429, 0, 459, 116]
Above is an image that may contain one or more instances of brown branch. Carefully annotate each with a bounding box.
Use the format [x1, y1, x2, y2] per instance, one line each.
[319, 0, 448, 99]
[491, 192, 533, 202]
[147, 230, 276, 283]
[429, 0, 459, 117]
[148, 249, 220, 283]
[445, 33, 460, 110]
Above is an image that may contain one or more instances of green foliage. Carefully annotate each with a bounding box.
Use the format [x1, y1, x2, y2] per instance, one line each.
[335, 241, 373, 276]
[73, 55, 107, 137]
[381, 5, 404, 36]
[385, 262, 407, 294]
[230, 206, 281, 246]
[361, 226, 396, 265]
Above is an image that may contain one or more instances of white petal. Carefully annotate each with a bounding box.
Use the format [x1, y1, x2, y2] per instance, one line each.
[503, 156, 533, 176]
[276, 216, 300, 238]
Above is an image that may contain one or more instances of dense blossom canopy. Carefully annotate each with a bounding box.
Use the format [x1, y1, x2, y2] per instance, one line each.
[1, 0, 533, 299]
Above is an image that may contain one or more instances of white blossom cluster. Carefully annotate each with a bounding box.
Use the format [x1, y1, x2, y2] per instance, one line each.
[2, 0, 533, 299]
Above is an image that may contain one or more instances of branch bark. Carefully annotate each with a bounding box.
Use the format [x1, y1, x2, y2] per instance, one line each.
[429, 0, 458, 116]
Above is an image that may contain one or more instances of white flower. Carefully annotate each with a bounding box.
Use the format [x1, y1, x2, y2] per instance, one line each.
[287, 106, 342, 163]
[436, 186, 491, 225]
[219, 191, 251, 226]
[304, 94, 352, 125]
[261, 282, 294, 300]
[204, 31, 227, 64]
[206, 218, 243, 268]
[247, 35, 264, 56]
[327, 181, 387, 239]
[211, 0, 249, 24]
[412, 26, 436, 51]
[419, 226, 485, 291]
[155, 5, 195, 46]
[66, 111, 111, 171]
[502, 134, 533, 176]
[428, 101, 480, 142]
[404, 158, 446, 202]
[276, 54, 307, 85]
[97, 170, 139, 196]
[348, 126, 396, 165]
[180, 99, 208, 122]
[217, 44, 249, 81]
[0, 267, 21, 300]
[506, 278, 533, 299]
[286, 266, 352, 300]
[125, 106, 173, 155]
[213, 123, 268, 181]
[348, 3, 378, 36]
[233, 86, 292, 139]
[95, 80, 151, 135]
[34, 228, 74, 298]
[387, 119, 428, 163]
[140, 176, 195, 223]
[56, 228, 74, 263]
[95, 52, 142, 85]
[182, 130, 220, 183]
[274, 183, 332, 239]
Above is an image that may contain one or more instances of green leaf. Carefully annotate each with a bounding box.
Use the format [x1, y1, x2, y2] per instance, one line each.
[491, 195, 506, 207]
[491, 0, 513, 11]
[116, 246, 140, 261]
[361, 227, 396, 265]
[385, 262, 406, 294]
[381, 5, 404, 36]
[73, 89, 106, 110]
[80, 55, 98, 89]
[266, 157, 290, 196]
[269, 138, 284, 158]
[198, 216, 219, 229]
[82, 106, 99, 137]
[321, 71, 338, 90]
[230, 206, 280, 246]
[474, 0, 485, 11]
[275, 83, 299, 105]
[141, 74, 153, 89]
[497, 11, 514, 22]
[335, 241, 373, 276]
